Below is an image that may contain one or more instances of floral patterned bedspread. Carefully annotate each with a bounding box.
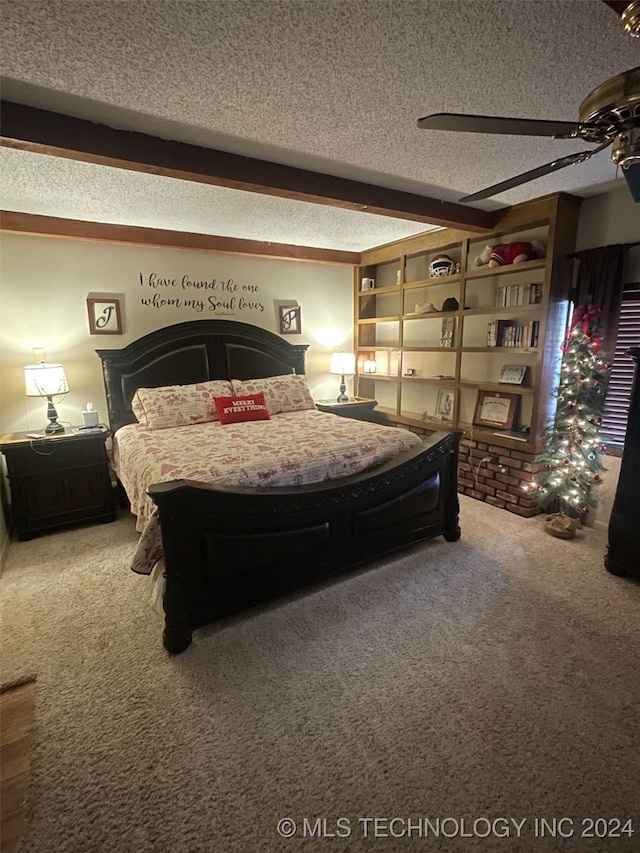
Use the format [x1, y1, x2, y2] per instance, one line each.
[111, 409, 421, 575]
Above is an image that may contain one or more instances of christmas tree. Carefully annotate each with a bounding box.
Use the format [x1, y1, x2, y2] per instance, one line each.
[528, 304, 610, 521]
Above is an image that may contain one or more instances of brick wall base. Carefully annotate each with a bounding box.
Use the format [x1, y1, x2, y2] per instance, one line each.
[398, 421, 542, 518]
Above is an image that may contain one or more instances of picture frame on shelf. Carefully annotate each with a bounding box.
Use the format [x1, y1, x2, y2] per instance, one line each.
[434, 389, 455, 422]
[278, 304, 302, 335]
[498, 364, 528, 385]
[474, 390, 519, 430]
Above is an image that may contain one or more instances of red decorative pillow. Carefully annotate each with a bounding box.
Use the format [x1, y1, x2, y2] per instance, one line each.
[214, 393, 271, 425]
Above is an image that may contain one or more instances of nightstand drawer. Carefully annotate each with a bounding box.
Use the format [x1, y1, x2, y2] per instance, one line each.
[19, 467, 111, 522]
[5, 439, 105, 475]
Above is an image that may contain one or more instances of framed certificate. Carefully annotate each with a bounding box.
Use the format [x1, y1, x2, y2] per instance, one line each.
[474, 390, 519, 430]
[498, 364, 528, 385]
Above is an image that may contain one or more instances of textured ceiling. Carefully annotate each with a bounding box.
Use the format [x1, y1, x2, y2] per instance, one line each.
[1, 0, 638, 251]
[0, 147, 431, 252]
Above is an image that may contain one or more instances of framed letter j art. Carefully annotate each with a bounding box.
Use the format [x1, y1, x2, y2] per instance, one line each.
[87, 296, 123, 335]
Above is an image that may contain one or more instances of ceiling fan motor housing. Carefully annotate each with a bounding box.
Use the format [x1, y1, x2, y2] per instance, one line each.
[579, 67, 640, 166]
[622, 1, 640, 38]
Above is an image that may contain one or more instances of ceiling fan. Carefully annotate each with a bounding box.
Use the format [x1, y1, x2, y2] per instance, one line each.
[417, 0, 640, 203]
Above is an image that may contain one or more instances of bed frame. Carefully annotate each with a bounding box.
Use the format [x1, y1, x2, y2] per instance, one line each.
[98, 320, 462, 653]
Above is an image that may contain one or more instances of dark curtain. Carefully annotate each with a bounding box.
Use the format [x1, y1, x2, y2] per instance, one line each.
[570, 244, 628, 354]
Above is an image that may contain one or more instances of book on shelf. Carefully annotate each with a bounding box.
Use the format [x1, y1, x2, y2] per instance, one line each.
[494, 282, 543, 307]
[487, 319, 539, 347]
[487, 319, 513, 347]
[529, 283, 543, 304]
[530, 320, 540, 347]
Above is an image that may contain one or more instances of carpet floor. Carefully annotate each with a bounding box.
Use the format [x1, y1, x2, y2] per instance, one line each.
[0, 496, 638, 852]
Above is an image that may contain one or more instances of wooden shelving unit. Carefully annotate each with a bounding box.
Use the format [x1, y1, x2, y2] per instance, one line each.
[354, 193, 582, 453]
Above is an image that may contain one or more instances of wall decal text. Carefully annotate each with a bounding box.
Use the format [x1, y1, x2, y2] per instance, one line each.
[139, 272, 264, 315]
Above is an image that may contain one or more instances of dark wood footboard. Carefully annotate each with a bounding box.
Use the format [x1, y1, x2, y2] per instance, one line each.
[148, 430, 462, 653]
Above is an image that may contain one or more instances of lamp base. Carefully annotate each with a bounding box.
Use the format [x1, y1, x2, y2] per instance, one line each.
[45, 396, 65, 434]
[337, 375, 349, 403]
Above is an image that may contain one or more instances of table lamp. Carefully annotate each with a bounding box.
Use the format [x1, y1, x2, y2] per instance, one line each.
[329, 352, 356, 402]
[24, 363, 69, 434]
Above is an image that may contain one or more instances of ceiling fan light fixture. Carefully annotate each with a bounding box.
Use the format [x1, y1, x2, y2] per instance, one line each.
[622, 1, 640, 37]
[613, 128, 640, 166]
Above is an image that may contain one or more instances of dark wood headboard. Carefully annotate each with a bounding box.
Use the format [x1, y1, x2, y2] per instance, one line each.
[96, 320, 309, 433]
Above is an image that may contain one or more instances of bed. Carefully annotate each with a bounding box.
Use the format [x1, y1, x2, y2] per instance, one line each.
[98, 320, 462, 653]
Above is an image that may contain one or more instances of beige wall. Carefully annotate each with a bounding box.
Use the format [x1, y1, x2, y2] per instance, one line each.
[0, 233, 354, 564]
[0, 234, 354, 434]
[576, 182, 640, 250]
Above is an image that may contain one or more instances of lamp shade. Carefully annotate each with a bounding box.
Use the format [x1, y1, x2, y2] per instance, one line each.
[24, 363, 69, 397]
[330, 352, 356, 376]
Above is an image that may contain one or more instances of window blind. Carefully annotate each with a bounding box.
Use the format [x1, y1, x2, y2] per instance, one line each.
[601, 289, 640, 447]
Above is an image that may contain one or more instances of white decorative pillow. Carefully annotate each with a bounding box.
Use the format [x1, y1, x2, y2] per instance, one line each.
[231, 374, 315, 415]
[131, 380, 234, 429]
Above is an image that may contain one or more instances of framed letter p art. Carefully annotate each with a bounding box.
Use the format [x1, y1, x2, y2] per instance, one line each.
[87, 296, 123, 335]
[278, 304, 302, 335]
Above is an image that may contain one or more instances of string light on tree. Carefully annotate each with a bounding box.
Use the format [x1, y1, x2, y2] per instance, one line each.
[525, 304, 610, 534]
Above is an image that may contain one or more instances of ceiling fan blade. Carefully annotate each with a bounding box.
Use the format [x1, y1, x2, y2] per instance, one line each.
[601, 1, 629, 16]
[459, 151, 594, 203]
[417, 113, 585, 138]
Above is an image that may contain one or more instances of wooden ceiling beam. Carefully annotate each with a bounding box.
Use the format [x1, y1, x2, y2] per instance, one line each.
[0, 210, 361, 265]
[0, 101, 497, 234]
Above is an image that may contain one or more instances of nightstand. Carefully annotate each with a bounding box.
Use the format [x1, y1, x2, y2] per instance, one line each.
[315, 397, 387, 424]
[0, 426, 116, 540]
